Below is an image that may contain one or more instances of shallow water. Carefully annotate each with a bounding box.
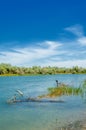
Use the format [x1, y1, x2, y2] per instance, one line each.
[0, 74, 86, 130]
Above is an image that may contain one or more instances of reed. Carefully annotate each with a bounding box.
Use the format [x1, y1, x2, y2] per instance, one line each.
[38, 80, 86, 98]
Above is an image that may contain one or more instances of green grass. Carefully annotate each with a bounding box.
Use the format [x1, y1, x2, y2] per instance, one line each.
[38, 80, 86, 98]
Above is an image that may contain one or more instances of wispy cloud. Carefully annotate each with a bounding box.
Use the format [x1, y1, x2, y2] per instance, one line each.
[0, 41, 64, 66]
[0, 25, 86, 67]
[77, 37, 86, 46]
[43, 59, 86, 68]
[65, 24, 83, 37]
[0, 53, 6, 56]
[65, 24, 86, 46]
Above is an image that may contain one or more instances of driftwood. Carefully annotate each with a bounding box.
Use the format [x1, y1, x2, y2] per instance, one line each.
[7, 97, 65, 104]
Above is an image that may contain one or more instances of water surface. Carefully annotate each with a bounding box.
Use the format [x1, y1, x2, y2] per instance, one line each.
[0, 74, 86, 130]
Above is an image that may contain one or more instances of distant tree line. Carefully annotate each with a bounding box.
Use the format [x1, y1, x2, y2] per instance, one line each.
[0, 63, 86, 75]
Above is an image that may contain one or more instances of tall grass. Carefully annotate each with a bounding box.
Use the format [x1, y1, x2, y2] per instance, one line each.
[39, 80, 86, 98]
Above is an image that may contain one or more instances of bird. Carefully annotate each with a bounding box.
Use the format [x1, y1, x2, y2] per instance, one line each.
[16, 89, 24, 96]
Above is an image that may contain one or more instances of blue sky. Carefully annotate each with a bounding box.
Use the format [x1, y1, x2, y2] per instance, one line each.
[0, 0, 86, 67]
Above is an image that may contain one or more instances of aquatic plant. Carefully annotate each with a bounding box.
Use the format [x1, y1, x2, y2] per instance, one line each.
[47, 86, 82, 98]
[39, 80, 86, 98]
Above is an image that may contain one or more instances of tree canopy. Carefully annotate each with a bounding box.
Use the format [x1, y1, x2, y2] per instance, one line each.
[0, 63, 86, 75]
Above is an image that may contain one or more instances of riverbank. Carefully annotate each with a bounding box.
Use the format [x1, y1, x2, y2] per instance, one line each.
[0, 73, 86, 77]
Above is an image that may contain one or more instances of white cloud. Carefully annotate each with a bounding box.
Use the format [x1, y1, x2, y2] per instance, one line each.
[65, 24, 86, 47]
[41, 59, 86, 68]
[0, 41, 64, 66]
[45, 41, 61, 49]
[65, 24, 83, 37]
[0, 25, 86, 67]
[77, 37, 86, 46]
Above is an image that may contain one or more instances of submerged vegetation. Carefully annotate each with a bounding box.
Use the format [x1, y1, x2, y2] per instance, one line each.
[0, 63, 86, 76]
[39, 80, 86, 98]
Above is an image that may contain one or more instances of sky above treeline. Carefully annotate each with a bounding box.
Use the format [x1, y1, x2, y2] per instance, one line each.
[0, 0, 86, 67]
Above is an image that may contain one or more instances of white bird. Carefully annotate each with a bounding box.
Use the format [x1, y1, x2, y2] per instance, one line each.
[16, 90, 24, 96]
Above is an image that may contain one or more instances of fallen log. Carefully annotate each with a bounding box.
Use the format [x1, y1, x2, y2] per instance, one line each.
[7, 97, 65, 104]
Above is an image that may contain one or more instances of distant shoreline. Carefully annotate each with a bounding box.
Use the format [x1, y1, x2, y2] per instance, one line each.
[0, 63, 86, 76]
[0, 73, 86, 77]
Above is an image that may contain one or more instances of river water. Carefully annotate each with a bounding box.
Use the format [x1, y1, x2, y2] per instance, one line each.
[0, 74, 86, 130]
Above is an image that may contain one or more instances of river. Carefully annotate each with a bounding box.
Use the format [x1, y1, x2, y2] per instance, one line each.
[0, 74, 86, 130]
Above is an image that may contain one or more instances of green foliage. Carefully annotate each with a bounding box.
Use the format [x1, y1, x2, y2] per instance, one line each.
[39, 80, 86, 98]
[48, 80, 86, 98]
[0, 63, 86, 75]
